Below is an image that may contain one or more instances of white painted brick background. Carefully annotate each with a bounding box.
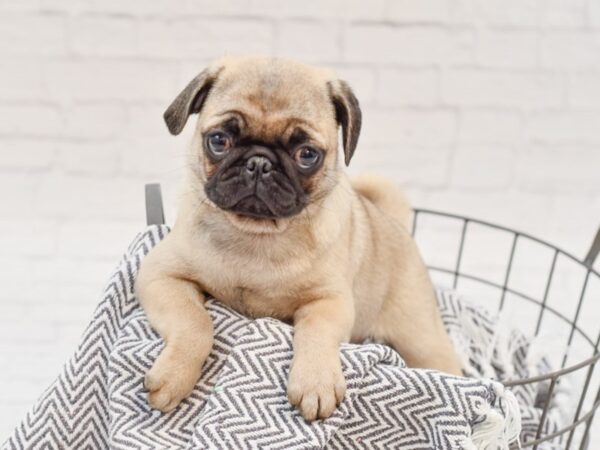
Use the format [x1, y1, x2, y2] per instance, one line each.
[1, 0, 600, 443]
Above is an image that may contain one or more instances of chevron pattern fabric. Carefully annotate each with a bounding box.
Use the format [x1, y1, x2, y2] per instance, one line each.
[1, 226, 572, 449]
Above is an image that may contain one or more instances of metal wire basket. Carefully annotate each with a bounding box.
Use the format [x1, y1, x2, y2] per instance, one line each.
[144, 185, 600, 449]
[411, 209, 600, 450]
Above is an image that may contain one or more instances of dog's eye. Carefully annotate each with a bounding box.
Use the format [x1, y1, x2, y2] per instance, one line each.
[206, 132, 232, 157]
[294, 146, 321, 169]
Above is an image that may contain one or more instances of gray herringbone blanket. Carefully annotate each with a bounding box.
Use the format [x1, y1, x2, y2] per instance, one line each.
[2, 226, 569, 449]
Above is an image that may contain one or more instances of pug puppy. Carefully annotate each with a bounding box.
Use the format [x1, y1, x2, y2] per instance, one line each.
[135, 56, 462, 421]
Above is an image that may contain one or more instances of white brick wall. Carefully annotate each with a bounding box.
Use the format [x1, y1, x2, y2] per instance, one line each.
[1, 0, 600, 442]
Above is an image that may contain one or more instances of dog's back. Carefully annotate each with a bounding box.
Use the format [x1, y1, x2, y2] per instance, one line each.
[351, 174, 412, 231]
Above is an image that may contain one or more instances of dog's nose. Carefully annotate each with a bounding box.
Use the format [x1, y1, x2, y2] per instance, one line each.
[246, 156, 272, 176]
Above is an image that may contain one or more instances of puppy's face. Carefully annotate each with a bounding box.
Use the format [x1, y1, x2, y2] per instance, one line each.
[164, 57, 361, 228]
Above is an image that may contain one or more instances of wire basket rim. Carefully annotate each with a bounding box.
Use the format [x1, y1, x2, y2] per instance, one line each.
[412, 208, 600, 383]
[413, 207, 600, 278]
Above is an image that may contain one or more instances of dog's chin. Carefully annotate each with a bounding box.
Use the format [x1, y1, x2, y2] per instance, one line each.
[223, 211, 290, 234]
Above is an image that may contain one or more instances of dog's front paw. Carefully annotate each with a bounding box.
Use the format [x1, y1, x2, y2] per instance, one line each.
[144, 346, 204, 412]
[287, 355, 346, 421]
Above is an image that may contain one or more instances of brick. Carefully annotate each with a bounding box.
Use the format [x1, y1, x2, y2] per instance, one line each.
[42, 0, 188, 16]
[57, 220, 141, 258]
[0, 272, 59, 302]
[477, 0, 541, 27]
[0, 174, 38, 218]
[541, 0, 587, 28]
[0, 341, 66, 378]
[243, 0, 375, 20]
[377, 68, 439, 107]
[550, 194, 600, 236]
[0, 258, 39, 288]
[547, 195, 600, 261]
[443, 69, 564, 108]
[0, 380, 49, 403]
[276, 21, 340, 62]
[137, 18, 273, 59]
[181, 0, 253, 17]
[515, 145, 600, 194]
[450, 144, 514, 189]
[121, 103, 188, 176]
[0, 14, 66, 55]
[57, 141, 121, 175]
[44, 60, 179, 102]
[458, 110, 522, 144]
[0, 0, 42, 12]
[178, 61, 218, 90]
[592, 0, 600, 27]
[0, 104, 62, 137]
[39, 0, 85, 13]
[0, 60, 45, 100]
[136, 19, 179, 58]
[36, 174, 144, 220]
[121, 135, 186, 177]
[338, 0, 387, 20]
[68, 15, 137, 56]
[446, 0, 476, 24]
[348, 145, 450, 189]
[541, 32, 600, 69]
[0, 138, 55, 169]
[56, 322, 92, 343]
[23, 257, 117, 285]
[127, 104, 171, 137]
[178, 0, 383, 21]
[475, 30, 539, 69]
[330, 67, 377, 104]
[525, 111, 600, 144]
[568, 72, 600, 108]
[344, 25, 473, 65]
[0, 219, 58, 257]
[57, 283, 107, 305]
[0, 308, 57, 343]
[414, 190, 555, 239]
[63, 103, 127, 139]
[77, 0, 173, 16]
[359, 108, 457, 147]
[387, 0, 449, 22]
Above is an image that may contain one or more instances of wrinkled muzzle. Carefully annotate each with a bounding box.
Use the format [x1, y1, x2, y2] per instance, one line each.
[204, 147, 307, 219]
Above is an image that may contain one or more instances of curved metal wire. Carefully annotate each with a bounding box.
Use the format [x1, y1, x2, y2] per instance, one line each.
[413, 208, 600, 278]
[412, 208, 600, 450]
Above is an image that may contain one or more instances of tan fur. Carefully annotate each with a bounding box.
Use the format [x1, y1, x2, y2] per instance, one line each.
[135, 56, 462, 420]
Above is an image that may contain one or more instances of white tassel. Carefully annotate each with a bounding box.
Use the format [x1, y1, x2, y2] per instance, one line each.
[448, 304, 498, 379]
[460, 437, 479, 450]
[468, 382, 522, 450]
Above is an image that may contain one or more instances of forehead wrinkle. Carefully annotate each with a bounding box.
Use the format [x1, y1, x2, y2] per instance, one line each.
[201, 109, 246, 132]
[204, 105, 328, 147]
[284, 123, 326, 148]
[257, 118, 326, 148]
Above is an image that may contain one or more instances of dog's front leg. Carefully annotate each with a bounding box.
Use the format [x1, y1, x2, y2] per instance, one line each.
[136, 247, 213, 412]
[287, 296, 353, 421]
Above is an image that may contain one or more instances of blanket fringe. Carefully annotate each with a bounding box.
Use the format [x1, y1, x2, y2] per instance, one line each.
[449, 303, 525, 381]
[462, 383, 522, 450]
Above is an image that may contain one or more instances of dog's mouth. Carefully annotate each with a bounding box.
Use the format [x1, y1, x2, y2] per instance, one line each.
[204, 172, 307, 221]
[228, 195, 278, 219]
[218, 195, 291, 234]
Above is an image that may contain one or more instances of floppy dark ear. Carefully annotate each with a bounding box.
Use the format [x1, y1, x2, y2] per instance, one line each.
[328, 80, 362, 166]
[163, 67, 222, 135]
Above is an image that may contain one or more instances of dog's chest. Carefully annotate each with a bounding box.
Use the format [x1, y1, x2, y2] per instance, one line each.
[191, 245, 312, 321]
[205, 278, 302, 321]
